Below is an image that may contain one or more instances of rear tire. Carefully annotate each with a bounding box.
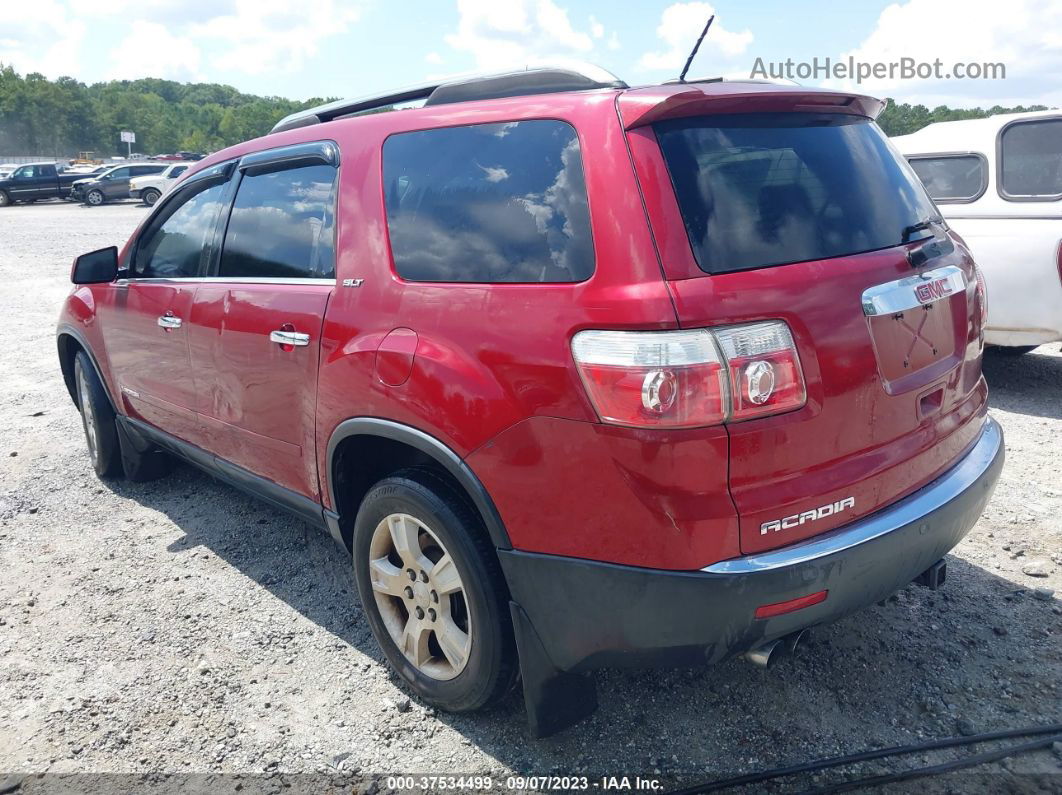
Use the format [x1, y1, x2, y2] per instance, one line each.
[142, 188, 161, 207]
[352, 469, 517, 712]
[0, 190, 10, 207]
[74, 352, 121, 478]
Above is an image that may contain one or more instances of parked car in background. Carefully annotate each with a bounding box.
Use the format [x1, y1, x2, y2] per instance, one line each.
[129, 162, 190, 206]
[894, 110, 1062, 353]
[0, 163, 18, 179]
[58, 66, 1002, 737]
[152, 154, 184, 161]
[176, 151, 206, 161]
[70, 163, 168, 206]
[0, 162, 82, 206]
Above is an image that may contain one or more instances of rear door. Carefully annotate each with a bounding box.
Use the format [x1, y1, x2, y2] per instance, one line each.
[187, 143, 338, 498]
[97, 167, 233, 441]
[628, 102, 988, 554]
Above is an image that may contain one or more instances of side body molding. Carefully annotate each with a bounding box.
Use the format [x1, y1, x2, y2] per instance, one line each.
[326, 418, 512, 550]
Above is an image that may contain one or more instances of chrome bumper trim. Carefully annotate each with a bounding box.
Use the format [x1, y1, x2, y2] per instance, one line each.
[703, 417, 1002, 574]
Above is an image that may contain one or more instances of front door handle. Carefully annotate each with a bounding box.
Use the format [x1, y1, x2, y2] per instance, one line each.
[269, 330, 310, 347]
[157, 314, 182, 329]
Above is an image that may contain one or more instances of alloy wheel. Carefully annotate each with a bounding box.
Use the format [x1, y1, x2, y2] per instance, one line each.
[368, 513, 472, 680]
[77, 368, 99, 466]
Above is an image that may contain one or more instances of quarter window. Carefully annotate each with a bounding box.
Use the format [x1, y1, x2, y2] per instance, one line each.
[383, 120, 594, 283]
[907, 155, 987, 202]
[218, 164, 337, 280]
[135, 180, 228, 278]
[999, 118, 1062, 199]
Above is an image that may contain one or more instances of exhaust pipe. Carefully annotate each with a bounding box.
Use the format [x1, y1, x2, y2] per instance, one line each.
[744, 629, 809, 669]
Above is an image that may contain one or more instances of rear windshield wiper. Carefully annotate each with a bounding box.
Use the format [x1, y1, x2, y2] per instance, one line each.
[901, 217, 943, 243]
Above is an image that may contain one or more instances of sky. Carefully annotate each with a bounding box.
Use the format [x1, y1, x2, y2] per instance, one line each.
[4, 0, 1062, 109]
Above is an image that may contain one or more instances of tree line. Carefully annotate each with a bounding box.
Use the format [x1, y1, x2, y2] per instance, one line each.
[0, 63, 1052, 158]
[0, 64, 331, 158]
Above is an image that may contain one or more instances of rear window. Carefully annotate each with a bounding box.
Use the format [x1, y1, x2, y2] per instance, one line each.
[383, 120, 594, 283]
[655, 113, 939, 275]
[908, 154, 987, 202]
[999, 118, 1062, 199]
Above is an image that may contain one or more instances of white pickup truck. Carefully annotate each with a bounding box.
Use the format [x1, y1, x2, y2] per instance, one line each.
[128, 162, 190, 207]
[894, 110, 1062, 353]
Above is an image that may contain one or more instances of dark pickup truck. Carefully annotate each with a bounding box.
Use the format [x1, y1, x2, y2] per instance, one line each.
[0, 163, 82, 206]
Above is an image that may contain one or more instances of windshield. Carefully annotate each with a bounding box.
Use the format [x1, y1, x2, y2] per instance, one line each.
[654, 113, 940, 275]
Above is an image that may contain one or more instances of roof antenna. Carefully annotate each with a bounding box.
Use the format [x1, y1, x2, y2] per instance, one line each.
[678, 14, 715, 83]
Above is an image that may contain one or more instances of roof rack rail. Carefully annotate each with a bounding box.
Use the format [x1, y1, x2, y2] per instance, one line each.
[270, 63, 627, 134]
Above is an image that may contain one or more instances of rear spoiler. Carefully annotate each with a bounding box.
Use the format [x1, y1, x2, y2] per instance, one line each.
[619, 83, 885, 129]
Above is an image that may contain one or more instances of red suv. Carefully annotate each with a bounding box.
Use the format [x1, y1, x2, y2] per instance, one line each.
[57, 66, 1003, 737]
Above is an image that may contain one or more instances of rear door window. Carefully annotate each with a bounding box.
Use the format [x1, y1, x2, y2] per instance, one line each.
[999, 118, 1062, 199]
[907, 155, 987, 202]
[383, 120, 594, 283]
[218, 164, 337, 279]
[654, 113, 939, 275]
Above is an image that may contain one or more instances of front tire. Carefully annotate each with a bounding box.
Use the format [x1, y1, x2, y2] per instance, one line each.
[85, 189, 104, 206]
[142, 188, 161, 206]
[74, 352, 121, 477]
[353, 469, 516, 712]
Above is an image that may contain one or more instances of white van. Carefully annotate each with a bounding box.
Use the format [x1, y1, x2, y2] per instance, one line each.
[893, 110, 1062, 353]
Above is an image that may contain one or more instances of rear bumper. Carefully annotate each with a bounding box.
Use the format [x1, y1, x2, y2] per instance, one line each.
[500, 417, 1004, 673]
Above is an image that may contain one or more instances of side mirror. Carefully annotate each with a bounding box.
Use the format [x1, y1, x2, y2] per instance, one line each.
[71, 246, 119, 284]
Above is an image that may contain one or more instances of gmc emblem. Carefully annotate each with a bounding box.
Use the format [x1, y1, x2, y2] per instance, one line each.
[915, 278, 953, 304]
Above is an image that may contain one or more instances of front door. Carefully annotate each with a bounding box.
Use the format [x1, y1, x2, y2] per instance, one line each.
[187, 151, 338, 498]
[98, 173, 231, 442]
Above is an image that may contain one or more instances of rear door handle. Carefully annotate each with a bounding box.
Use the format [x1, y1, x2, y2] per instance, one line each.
[157, 314, 182, 329]
[269, 330, 310, 347]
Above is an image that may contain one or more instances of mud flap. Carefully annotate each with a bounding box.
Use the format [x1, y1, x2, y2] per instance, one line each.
[115, 417, 171, 482]
[509, 601, 597, 738]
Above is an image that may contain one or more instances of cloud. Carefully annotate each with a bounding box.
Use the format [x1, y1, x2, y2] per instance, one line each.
[445, 0, 607, 70]
[192, 0, 363, 77]
[824, 0, 1062, 107]
[0, 1, 86, 78]
[107, 20, 203, 81]
[638, 2, 753, 73]
[425, 51, 444, 65]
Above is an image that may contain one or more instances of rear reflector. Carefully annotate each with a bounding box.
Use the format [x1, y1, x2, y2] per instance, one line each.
[754, 590, 828, 619]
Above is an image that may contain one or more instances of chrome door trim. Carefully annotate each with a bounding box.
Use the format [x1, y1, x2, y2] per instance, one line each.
[861, 265, 967, 316]
[269, 330, 311, 346]
[115, 276, 335, 286]
[702, 418, 1002, 574]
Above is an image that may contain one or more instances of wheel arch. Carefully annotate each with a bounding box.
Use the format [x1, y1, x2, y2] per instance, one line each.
[327, 418, 512, 553]
[56, 326, 117, 414]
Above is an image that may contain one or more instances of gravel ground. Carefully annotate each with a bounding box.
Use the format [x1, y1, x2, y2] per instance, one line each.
[0, 200, 1060, 793]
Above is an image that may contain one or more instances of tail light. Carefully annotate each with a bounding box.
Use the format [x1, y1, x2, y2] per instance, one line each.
[571, 321, 805, 429]
[570, 329, 729, 428]
[713, 322, 806, 422]
[1057, 241, 1062, 288]
[972, 262, 989, 333]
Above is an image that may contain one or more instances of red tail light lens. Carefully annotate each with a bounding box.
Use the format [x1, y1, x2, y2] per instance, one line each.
[571, 330, 729, 428]
[571, 321, 805, 429]
[713, 322, 807, 421]
[972, 262, 989, 333]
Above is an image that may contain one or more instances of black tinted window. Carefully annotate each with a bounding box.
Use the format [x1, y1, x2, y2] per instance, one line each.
[655, 113, 939, 274]
[383, 120, 594, 282]
[132, 165, 165, 176]
[136, 180, 227, 278]
[999, 119, 1062, 198]
[219, 164, 337, 279]
[171, 165, 189, 177]
[908, 155, 986, 201]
